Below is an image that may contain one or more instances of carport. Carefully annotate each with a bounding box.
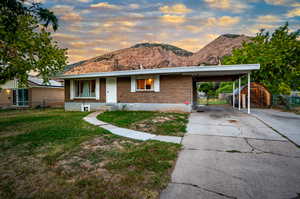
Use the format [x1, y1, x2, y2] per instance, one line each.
[190, 64, 260, 114]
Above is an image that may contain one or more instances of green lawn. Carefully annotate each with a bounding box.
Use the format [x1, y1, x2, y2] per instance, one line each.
[98, 110, 189, 136]
[0, 109, 181, 199]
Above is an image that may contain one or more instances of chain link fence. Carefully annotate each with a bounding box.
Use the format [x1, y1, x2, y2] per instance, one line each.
[272, 95, 300, 110]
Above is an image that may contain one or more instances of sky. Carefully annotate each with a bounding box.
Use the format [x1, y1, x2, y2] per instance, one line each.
[36, 0, 300, 64]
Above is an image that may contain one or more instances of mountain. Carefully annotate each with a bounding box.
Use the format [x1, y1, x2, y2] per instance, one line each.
[191, 34, 251, 65]
[64, 34, 251, 75]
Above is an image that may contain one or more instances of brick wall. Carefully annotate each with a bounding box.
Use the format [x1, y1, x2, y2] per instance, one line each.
[117, 75, 193, 104]
[31, 87, 64, 107]
[64, 75, 193, 104]
[0, 89, 13, 107]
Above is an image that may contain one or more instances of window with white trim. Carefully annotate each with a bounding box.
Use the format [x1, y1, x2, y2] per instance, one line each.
[136, 78, 154, 91]
[75, 80, 96, 98]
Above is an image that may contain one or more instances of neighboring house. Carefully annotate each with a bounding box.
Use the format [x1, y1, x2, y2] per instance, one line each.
[58, 64, 260, 112]
[0, 76, 64, 109]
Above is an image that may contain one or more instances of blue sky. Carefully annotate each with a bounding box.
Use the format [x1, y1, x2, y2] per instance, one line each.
[37, 0, 300, 63]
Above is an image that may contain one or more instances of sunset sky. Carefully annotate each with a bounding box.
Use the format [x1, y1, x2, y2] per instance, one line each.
[38, 0, 300, 64]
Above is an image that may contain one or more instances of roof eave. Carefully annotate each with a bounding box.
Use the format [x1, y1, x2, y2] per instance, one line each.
[56, 64, 260, 79]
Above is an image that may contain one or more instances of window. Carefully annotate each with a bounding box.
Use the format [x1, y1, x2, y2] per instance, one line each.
[13, 89, 28, 106]
[75, 80, 96, 98]
[136, 78, 154, 91]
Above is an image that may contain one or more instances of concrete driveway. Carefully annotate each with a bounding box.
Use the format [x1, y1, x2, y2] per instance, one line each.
[250, 109, 300, 146]
[161, 106, 300, 199]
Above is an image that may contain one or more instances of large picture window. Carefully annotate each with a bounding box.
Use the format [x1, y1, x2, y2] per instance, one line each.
[136, 78, 154, 91]
[75, 80, 96, 98]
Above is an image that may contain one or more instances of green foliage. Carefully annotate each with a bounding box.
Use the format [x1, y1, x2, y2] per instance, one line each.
[0, 0, 67, 85]
[216, 82, 233, 94]
[198, 82, 215, 95]
[278, 82, 292, 95]
[223, 23, 300, 94]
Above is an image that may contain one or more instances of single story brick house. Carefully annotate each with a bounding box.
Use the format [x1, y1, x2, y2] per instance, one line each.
[0, 76, 64, 109]
[58, 64, 260, 112]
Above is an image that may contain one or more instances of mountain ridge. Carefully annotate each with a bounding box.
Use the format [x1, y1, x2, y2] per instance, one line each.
[64, 34, 251, 75]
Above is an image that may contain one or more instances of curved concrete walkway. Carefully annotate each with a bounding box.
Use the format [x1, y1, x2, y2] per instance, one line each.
[83, 111, 182, 144]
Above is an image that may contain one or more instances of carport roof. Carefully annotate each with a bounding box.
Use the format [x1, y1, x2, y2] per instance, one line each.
[56, 64, 260, 79]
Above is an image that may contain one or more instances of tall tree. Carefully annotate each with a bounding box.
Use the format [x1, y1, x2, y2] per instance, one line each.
[0, 0, 67, 85]
[223, 23, 300, 94]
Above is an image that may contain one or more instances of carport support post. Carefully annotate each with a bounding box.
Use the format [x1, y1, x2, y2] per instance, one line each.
[238, 77, 241, 110]
[232, 81, 235, 108]
[248, 72, 251, 114]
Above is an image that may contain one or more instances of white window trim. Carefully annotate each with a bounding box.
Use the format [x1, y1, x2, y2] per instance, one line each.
[71, 78, 100, 99]
[96, 78, 100, 100]
[132, 75, 160, 92]
[131, 76, 136, 92]
[70, 79, 74, 100]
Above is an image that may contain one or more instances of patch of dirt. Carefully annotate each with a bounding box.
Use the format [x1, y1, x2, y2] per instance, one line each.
[0, 130, 25, 138]
[228, 119, 238, 123]
[131, 115, 174, 133]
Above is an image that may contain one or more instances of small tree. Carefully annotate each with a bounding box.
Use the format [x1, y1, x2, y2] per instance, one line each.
[0, 0, 67, 85]
[223, 23, 300, 94]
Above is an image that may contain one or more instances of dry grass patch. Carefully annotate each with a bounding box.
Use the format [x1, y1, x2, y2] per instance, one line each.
[98, 111, 189, 136]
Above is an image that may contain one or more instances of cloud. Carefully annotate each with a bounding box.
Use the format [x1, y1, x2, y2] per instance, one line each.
[292, 2, 300, 7]
[119, 21, 137, 27]
[207, 16, 240, 27]
[160, 15, 186, 24]
[247, 24, 277, 34]
[61, 12, 82, 21]
[52, 33, 79, 41]
[128, 13, 144, 18]
[160, 4, 192, 14]
[206, 34, 219, 40]
[90, 2, 121, 9]
[286, 7, 300, 17]
[77, 0, 91, 2]
[129, 4, 140, 9]
[51, 5, 74, 15]
[171, 38, 204, 52]
[204, 0, 249, 13]
[69, 41, 88, 48]
[171, 34, 219, 52]
[185, 25, 203, 33]
[264, 0, 295, 5]
[256, 15, 281, 23]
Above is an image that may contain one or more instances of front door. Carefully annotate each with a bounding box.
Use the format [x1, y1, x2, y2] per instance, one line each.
[106, 78, 117, 103]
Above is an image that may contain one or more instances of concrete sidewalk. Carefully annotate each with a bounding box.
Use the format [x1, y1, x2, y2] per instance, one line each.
[161, 106, 300, 199]
[83, 111, 182, 144]
[249, 109, 300, 146]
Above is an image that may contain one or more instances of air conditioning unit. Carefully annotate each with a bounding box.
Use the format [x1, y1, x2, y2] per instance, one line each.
[81, 104, 90, 112]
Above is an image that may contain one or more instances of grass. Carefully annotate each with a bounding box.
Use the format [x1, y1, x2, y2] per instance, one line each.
[198, 98, 228, 105]
[98, 110, 189, 136]
[0, 109, 181, 199]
